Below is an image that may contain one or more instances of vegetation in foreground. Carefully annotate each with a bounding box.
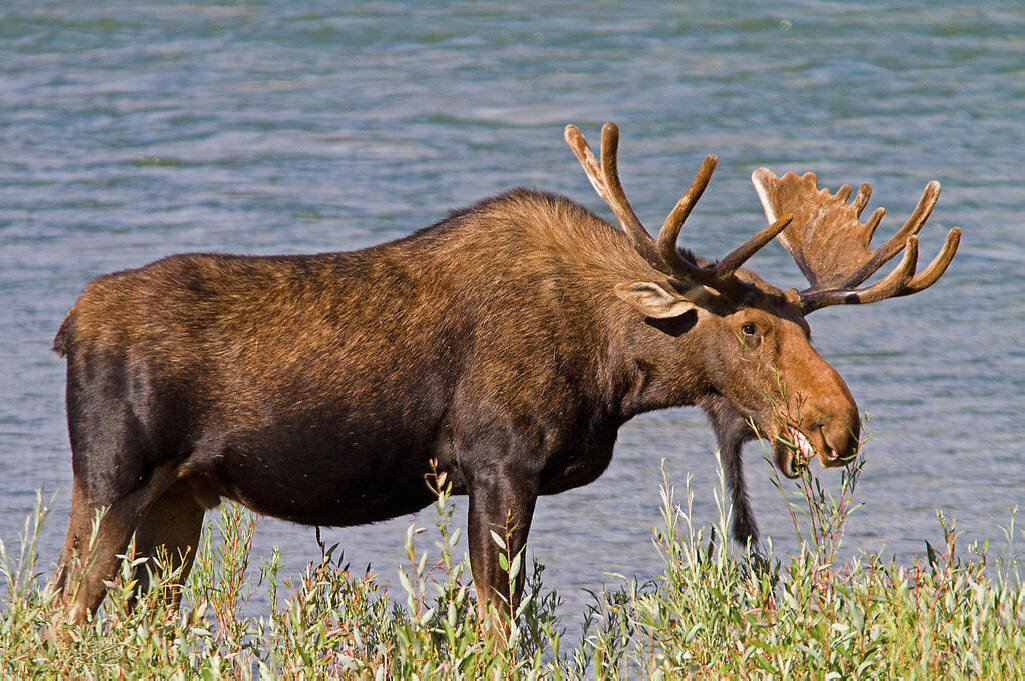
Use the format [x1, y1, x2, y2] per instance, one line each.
[2, 457, 1023, 679]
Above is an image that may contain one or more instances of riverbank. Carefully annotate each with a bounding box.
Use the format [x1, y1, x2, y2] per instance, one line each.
[3, 459, 1022, 678]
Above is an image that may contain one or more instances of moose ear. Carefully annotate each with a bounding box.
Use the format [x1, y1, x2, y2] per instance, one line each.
[614, 281, 698, 319]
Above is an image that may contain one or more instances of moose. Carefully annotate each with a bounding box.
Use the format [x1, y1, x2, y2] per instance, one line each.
[50, 122, 960, 625]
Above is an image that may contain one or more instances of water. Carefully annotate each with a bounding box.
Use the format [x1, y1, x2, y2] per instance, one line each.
[2, 1, 1023, 617]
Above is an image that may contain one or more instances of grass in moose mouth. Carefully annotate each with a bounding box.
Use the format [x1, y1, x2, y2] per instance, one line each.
[2, 453, 1024, 678]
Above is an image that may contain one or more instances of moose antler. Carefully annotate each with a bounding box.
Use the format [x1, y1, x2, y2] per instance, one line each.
[565, 123, 792, 288]
[751, 169, 961, 312]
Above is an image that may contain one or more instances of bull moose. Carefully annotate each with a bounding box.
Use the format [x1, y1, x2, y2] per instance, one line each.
[50, 122, 960, 625]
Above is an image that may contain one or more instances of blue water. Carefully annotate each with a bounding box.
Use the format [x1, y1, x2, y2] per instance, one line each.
[2, 2, 1023, 616]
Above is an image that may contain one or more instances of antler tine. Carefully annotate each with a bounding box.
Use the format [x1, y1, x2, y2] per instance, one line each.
[799, 224, 960, 312]
[656, 151, 789, 286]
[801, 236, 920, 311]
[899, 226, 961, 295]
[655, 155, 719, 282]
[851, 183, 872, 216]
[564, 125, 611, 204]
[564, 124, 662, 266]
[598, 123, 665, 263]
[839, 181, 941, 288]
[566, 123, 797, 291]
[716, 215, 793, 279]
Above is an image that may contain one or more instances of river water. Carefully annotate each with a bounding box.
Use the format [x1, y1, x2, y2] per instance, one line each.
[2, 2, 1023, 616]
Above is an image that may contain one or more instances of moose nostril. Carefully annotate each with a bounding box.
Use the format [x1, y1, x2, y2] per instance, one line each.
[823, 426, 857, 462]
[816, 427, 840, 460]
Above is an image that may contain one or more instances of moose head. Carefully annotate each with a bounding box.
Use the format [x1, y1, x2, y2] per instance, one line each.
[565, 123, 960, 536]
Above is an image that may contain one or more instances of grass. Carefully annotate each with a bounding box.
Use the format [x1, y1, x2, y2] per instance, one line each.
[2, 454, 1024, 679]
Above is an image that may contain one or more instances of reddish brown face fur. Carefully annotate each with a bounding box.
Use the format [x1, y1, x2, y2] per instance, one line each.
[711, 298, 860, 479]
[611, 272, 860, 481]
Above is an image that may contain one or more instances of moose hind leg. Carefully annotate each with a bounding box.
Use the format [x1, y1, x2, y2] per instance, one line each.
[52, 478, 99, 602]
[131, 479, 207, 612]
[54, 467, 179, 625]
[54, 352, 193, 624]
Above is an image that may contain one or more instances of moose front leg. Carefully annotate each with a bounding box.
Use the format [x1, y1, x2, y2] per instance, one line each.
[465, 469, 538, 626]
[705, 399, 760, 547]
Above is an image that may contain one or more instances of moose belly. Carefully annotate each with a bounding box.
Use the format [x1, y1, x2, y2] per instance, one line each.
[202, 419, 457, 527]
[213, 448, 446, 526]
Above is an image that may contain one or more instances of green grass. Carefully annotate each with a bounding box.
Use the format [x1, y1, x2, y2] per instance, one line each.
[2, 456, 1023, 679]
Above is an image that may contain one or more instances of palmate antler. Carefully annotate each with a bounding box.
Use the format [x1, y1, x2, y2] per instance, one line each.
[564, 123, 792, 289]
[751, 169, 961, 313]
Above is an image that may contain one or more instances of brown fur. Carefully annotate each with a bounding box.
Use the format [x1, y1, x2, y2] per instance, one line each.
[51, 187, 860, 626]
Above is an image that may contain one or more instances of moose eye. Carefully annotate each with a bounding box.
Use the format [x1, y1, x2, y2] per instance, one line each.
[741, 322, 757, 337]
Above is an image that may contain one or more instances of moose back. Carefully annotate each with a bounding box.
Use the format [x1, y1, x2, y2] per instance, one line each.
[51, 123, 959, 624]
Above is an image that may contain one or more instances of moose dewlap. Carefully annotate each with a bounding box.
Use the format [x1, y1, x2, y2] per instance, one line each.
[50, 122, 960, 625]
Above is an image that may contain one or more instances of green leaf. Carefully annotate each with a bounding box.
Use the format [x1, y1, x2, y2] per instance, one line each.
[509, 553, 522, 582]
[398, 567, 414, 596]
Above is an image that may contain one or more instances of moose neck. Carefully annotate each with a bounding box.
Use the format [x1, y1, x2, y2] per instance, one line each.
[606, 310, 712, 421]
[490, 194, 715, 422]
[407, 188, 713, 428]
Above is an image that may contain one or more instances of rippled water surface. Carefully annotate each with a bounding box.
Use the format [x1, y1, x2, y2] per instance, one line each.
[2, 2, 1023, 615]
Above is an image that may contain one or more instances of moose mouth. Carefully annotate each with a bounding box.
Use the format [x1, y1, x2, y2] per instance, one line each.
[774, 427, 843, 479]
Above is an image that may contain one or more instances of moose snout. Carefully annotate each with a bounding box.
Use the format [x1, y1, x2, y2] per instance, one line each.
[790, 351, 861, 468]
[808, 403, 860, 467]
[773, 384, 861, 477]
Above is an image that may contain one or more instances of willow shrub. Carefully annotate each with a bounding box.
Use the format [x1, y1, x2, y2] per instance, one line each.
[2, 457, 1023, 679]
